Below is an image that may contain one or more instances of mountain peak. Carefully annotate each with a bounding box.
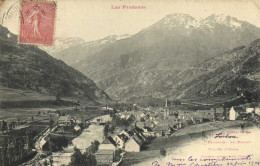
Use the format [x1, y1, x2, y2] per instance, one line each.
[156, 13, 195, 29]
[165, 13, 194, 19]
[163, 13, 194, 23]
[205, 14, 242, 29]
[153, 13, 247, 31]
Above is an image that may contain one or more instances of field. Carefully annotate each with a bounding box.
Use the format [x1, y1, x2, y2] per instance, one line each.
[0, 86, 55, 102]
[181, 95, 237, 110]
[0, 86, 105, 121]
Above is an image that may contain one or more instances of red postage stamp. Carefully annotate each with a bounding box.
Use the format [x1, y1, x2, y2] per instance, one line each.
[19, 1, 56, 45]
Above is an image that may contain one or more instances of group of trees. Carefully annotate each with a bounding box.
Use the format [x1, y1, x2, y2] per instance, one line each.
[0, 134, 34, 166]
[69, 140, 100, 166]
[222, 91, 258, 108]
[113, 103, 136, 112]
[69, 147, 96, 166]
[42, 157, 53, 166]
[103, 122, 115, 138]
[42, 135, 70, 152]
[0, 120, 22, 133]
[103, 114, 135, 138]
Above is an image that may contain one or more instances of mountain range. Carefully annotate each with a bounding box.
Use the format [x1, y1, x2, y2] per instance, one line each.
[40, 34, 131, 66]
[0, 25, 111, 106]
[37, 14, 260, 103]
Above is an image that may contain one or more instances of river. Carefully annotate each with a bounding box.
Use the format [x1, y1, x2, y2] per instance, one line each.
[42, 124, 104, 166]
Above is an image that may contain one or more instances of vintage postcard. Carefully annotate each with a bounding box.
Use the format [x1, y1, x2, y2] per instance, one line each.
[0, 0, 260, 166]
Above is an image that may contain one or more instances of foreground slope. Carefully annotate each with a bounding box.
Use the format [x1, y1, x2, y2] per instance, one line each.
[0, 25, 111, 106]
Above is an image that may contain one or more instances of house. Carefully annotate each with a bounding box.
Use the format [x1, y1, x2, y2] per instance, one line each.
[125, 135, 143, 152]
[58, 115, 75, 125]
[136, 122, 145, 129]
[113, 134, 128, 149]
[229, 107, 238, 120]
[119, 129, 130, 139]
[164, 109, 176, 117]
[144, 121, 155, 129]
[127, 126, 143, 136]
[214, 107, 225, 120]
[153, 124, 171, 137]
[143, 127, 154, 137]
[229, 107, 246, 120]
[137, 131, 146, 142]
[140, 113, 146, 118]
[99, 137, 116, 151]
[73, 124, 81, 131]
[164, 118, 178, 128]
[255, 108, 260, 116]
[120, 114, 126, 119]
[95, 149, 114, 166]
[246, 108, 255, 113]
[215, 113, 225, 121]
[98, 115, 112, 123]
[185, 120, 194, 126]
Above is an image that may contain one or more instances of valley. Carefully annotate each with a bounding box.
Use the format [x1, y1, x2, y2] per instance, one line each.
[0, 12, 260, 166]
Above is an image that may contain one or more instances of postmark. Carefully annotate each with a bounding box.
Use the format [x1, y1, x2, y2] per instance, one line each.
[19, 0, 56, 45]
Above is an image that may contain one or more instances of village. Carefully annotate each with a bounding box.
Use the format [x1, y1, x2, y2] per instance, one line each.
[0, 98, 260, 166]
[91, 100, 260, 166]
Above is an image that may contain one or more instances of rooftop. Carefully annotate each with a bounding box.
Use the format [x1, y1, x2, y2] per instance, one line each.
[154, 124, 171, 131]
[102, 136, 117, 146]
[95, 149, 114, 155]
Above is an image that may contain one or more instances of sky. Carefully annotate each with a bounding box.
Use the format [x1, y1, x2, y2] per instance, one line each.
[1, 0, 260, 42]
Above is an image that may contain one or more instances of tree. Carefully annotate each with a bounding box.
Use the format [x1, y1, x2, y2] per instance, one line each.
[103, 123, 109, 138]
[160, 148, 166, 157]
[69, 147, 83, 166]
[89, 140, 100, 154]
[243, 90, 253, 103]
[83, 152, 96, 166]
[49, 118, 54, 130]
[127, 115, 135, 123]
[56, 110, 61, 117]
[1, 120, 7, 132]
[114, 149, 122, 162]
[69, 147, 96, 166]
[49, 156, 53, 166]
[43, 160, 48, 166]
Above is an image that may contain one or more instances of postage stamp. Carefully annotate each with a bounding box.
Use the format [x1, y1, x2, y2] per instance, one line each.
[19, 1, 56, 45]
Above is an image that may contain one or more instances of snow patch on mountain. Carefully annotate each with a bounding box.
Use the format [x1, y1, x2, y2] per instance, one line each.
[205, 14, 242, 30]
[83, 34, 131, 47]
[159, 13, 243, 31]
[40, 37, 85, 54]
[40, 34, 131, 56]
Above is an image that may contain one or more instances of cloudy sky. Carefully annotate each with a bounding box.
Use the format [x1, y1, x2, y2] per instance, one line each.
[1, 0, 260, 42]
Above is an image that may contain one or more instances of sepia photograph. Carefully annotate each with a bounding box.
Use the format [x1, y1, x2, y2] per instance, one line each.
[0, 0, 260, 165]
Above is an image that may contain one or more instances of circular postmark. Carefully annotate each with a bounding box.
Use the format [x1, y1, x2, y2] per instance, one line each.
[1, 0, 20, 26]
